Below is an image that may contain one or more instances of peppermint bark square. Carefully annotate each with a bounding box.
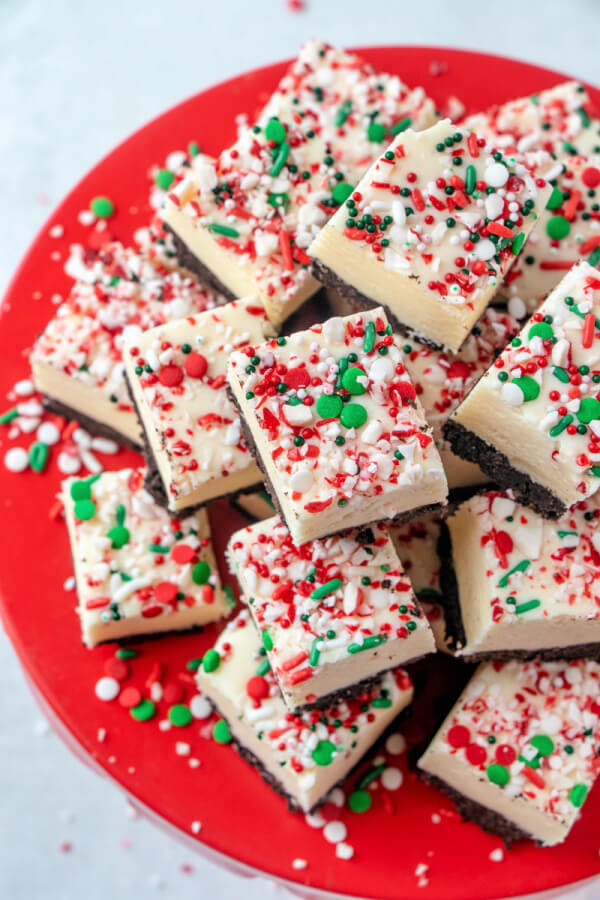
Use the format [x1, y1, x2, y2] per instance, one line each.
[226, 307, 448, 545]
[63, 468, 228, 647]
[161, 39, 436, 327]
[196, 610, 413, 812]
[309, 118, 549, 352]
[419, 658, 600, 846]
[30, 241, 223, 447]
[447, 262, 600, 517]
[440, 490, 600, 661]
[227, 516, 435, 711]
[124, 298, 273, 512]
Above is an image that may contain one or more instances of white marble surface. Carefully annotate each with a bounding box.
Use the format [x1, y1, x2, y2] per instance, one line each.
[1, 1, 599, 898]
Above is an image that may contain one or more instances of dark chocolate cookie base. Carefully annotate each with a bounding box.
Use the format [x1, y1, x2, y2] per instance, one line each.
[311, 258, 448, 352]
[419, 770, 531, 847]
[227, 384, 445, 542]
[42, 395, 142, 452]
[443, 419, 567, 520]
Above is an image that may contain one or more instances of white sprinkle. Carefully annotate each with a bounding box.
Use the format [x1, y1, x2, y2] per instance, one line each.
[474, 239, 496, 261]
[97, 728, 107, 742]
[63, 576, 76, 591]
[292, 858, 308, 870]
[385, 733, 406, 755]
[489, 848, 504, 862]
[4, 447, 28, 472]
[507, 296, 526, 320]
[72, 428, 92, 448]
[81, 450, 103, 474]
[37, 422, 61, 445]
[501, 381, 524, 407]
[175, 742, 191, 756]
[17, 400, 43, 417]
[431, 813, 441, 824]
[335, 843, 354, 860]
[415, 863, 429, 876]
[191, 821, 202, 835]
[485, 163, 509, 188]
[290, 468, 313, 493]
[190, 694, 213, 719]
[78, 210, 96, 226]
[14, 379, 35, 396]
[95, 677, 120, 702]
[327, 788, 345, 808]
[323, 821, 347, 844]
[49, 224, 64, 238]
[305, 811, 325, 829]
[381, 767, 403, 790]
[91, 436, 120, 454]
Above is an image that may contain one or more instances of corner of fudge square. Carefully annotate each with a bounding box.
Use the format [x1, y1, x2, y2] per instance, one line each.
[226, 514, 436, 711]
[226, 306, 448, 546]
[309, 118, 551, 353]
[447, 261, 600, 517]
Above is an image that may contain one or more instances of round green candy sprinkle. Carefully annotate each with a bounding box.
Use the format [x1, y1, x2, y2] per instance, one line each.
[155, 168, 175, 190]
[265, 117, 286, 143]
[528, 321, 554, 341]
[192, 560, 211, 584]
[341, 366, 367, 395]
[74, 498, 96, 521]
[576, 397, 600, 424]
[90, 196, 115, 219]
[213, 718, 232, 744]
[312, 739, 337, 766]
[332, 182, 353, 205]
[316, 393, 343, 419]
[168, 704, 193, 727]
[546, 215, 570, 240]
[487, 764, 510, 786]
[569, 783, 588, 808]
[367, 121, 386, 142]
[530, 734, 554, 757]
[340, 403, 367, 429]
[202, 649, 221, 673]
[348, 790, 372, 813]
[512, 375, 540, 402]
[107, 525, 130, 549]
[70, 480, 91, 501]
[130, 698, 156, 722]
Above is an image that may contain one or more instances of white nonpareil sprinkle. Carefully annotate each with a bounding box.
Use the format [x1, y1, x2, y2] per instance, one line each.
[323, 821, 347, 844]
[37, 422, 61, 445]
[191, 821, 202, 835]
[14, 379, 35, 396]
[381, 767, 403, 790]
[190, 694, 212, 719]
[94, 677, 120, 702]
[385, 733, 406, 755]
[489, 848, 504, 862]
[4, 447, 28, 472]
[335, 843, 354, 860]
[292, 858, 308, 870]
[63, 576, 76, 591]
[57, 451, 81, 475]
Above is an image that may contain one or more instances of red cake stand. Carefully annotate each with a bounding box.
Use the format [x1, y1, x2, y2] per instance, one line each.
[1, 47, 599, 900]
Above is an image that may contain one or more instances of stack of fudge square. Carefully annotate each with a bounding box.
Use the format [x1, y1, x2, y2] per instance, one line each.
[38, 41, 600, 846]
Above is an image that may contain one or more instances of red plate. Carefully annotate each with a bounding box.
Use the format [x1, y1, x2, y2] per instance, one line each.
[1, 47, 599, 900]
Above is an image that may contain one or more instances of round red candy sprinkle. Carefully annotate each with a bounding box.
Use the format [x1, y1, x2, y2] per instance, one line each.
[495, 743, 517, 765]
[582, 166, 600, 188]
[119, 686, 142, 709]
[104, 658, 129, 681]
[163, 682, 185, 705]
[447, 724, 470, 748]
[246, 675, 270, 700]
[466, 743, 487, 766]
[171, 544, 196, 564]
[185, 352, 208, 379]
[159, 364, 184, 387]
[155, 581, 178, 605]
[285, 367, 310, 389]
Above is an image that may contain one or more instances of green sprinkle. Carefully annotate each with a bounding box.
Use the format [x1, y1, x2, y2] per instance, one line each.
[188, 141, 200, 156]
[309, 637, 321, 667]
[340, 403, 367, 429]
[224, 584, 236, 608]
[342, 366, 367, 395]
[155, 168, 175, 190]
[546, 186, 564, 210]
[168, 704, 193, 727]
[531, 735, 554, 757]
[358, 763, 386, 789]
[511, 233, 525, 255]
[256, 658, 270, 676]
[569, 783, 588, 808]
[348, 634, 386, 654]
[202, 649, 220, 673]
[0, 407, 18, 425]
[70, 480, 91, 501]
[107, 524, 130, 549]
[487, 764, 510, 786]
[186, 657, 202, 671]
[335, 101, 353, 126]
[550, 415, 573, 437]
[514, 598, 541, 615]
[192, 560, 211, 584]
[90, 196, 115, 219]
[390, 116, 411, 135]
[130, 698, 156, 722]
[498, 559, 530, 587]
[270, 141, 290, 177]
[363, 321, 376, 354]
[74, 498, 96, 521]
[268, 192, 289, 209]
[552, 366, 570, 383]
[332, 182, 353, 205]
[576, 397, 600, 424]
[348, 789, 372, 812]
[312, 740, 337, 766]
[316, 393, 343, 419]
[371, 697, 392, 708]
[465, 164, 476, 194]
[116, 648, 138, 660]
[512, 375, 540, 402]
[589, 247, 600, 267]
[208, 223, 239, 238]
[546, 215, 570, 240]
[265, 117, 286, 143]
[28, 441, 49, 473]
[335, 357, 348, 390]
[149, 544, 170, 553]
[311, 579, 342, 600]
[367, 121, 386, 142]
[213, 718, 232, 744]
[528, 321, 554, 341]
[262, 629, 273, 651]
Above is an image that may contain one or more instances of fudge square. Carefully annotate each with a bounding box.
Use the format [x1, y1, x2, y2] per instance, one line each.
[441, 490, 600, 661]
[161, 39, 436, 327]
[124, 297, 273, 512]
[447, 262, 600, 518]
[227, 515, 435, 711]
[309, 118, 550, 352]
[63, 467, 228, 647]
[30, 241, 223, 448]
[196, 609, 413, 812]
[226, 307, 448, 545]
[419, 658, 600, 846]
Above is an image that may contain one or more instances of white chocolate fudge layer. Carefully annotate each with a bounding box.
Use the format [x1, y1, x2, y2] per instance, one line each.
[390, 517, 453, 655]
[309, 119, 549, 352]
[30, 242, 223, 445]
[161, 39, 436, 326]
[463, 82, 596, 160]
[196, 610, 413, 812]
[447, 490, 600, 659]
[63, 468, 228, 646]
[451, 262, 600, 513]
[227, 307, 448, 545]
[227, 516, 435, 710]
[124, 298, 273, 511]
[400, 307, 519, 488]
[505, 155, 600, 313]
[419, 658, 600, 846]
